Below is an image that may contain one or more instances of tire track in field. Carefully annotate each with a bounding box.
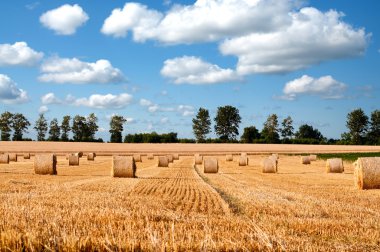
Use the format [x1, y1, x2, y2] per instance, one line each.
[128, 157, 230, 216]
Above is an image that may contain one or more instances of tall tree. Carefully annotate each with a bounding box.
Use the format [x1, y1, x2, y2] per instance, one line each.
[346, 109, 368, 145]
[0, 111, 13, 141]
[48, 118, 60, 141]
[34, 114, 48, 141]
[281, 116, 294, 140]
[214, 105, 241, 141]
[295, 124, 324, 140]
[368, 109, 380, 144]
[86, 113, 99, 141]
[61, 115, 71, 141]
[109, 115, 127, 143]
[11, 113, 30, 141]
[72, 115, 87, 142]
[241, 126, 260, 143]
[192, 108, 211, 142]
[261, 114, 280, 143]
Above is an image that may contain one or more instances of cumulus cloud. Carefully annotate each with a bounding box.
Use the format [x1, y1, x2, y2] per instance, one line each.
[280, 75, 347, 100]
[139, 98, 193, 116]
[161, 56, 239, 84]
[38, 105, 49, 114]
[39, 57, 125, 84]
[41, 92, 61, 105]
[40, 4, 89, 35]
[101, 1, 291, 44]
[177, 105, 194, 116]
[0, 74, 29, 104]
[0, 42, 43, 66]
[72, 93, 133, 109]
[220, 7, 369, 74]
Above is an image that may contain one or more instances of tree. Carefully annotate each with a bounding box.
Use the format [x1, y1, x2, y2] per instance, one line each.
[192, 108, 211, 142]
[281, 116, 294, 140]
[48, 118, 60, 141]
[72, 115, 87, 141]
[346, 109, 368, 145]
[11, 113, 30, 141]
[0, 111, 13, 141]
[109, 115, 127, 143]
[261, 114, 280, 143]
[214, 105, 241, 141]
[241, 126, 260, 143]
[61, 115, 71, 141]
[34, 114, 48, 141]
[86, 113, 99, 141]
[295, 124, 324, 141]
[368, 110, 380, 144]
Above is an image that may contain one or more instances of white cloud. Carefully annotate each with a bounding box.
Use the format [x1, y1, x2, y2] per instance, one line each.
[0, 74, 29, 104]
[73, 93, 133, 109]
[41, 92, 61, 105]
[40, 4, 89, 35]
[177, 105, 194, 116]
[39, 57, 125, 84]
[160, 117, 169, 124]
[126, 117, 136, 124]
[220, 7, 369, 74]
[139, 98, 153, 106]
[38, 105, 49, 114]
[280, 75, 347, 100]
[139, 98, 193, 116]
[161, 56, 239, 84]
[101, 1, 291, 44]
[0, 42, 43, 66]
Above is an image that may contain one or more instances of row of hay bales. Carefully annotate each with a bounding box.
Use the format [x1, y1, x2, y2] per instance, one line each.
[0, 153, 31, 163]
[301, 154, 345, 173]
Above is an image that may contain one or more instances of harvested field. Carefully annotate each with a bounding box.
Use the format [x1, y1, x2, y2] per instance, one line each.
[1, 143, 380, 251]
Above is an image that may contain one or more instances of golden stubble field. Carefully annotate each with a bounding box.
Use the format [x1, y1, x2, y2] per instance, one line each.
[1, 142, 380, 251]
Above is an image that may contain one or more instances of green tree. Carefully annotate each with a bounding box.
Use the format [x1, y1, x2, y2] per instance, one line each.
[192, 107, 211, 142]
[34, 114, 48, 141]
[368, 110, 380, 144]
[72, 115, 87, 141]
[0, 111, 13, 141]
[281, 116, 294, 140]
[109, 115, 127, 143]
[214, 105, 241, 141]
[346, 109, 368, 145]
[48, 118, 60, 141]
[241, 126, 260, 143]
[61, 115, 71, 141]
[261, 114, 280, 143]
[11, 113, 30, 141]
[86, 113, 99, 141]
[295, 124, 324, 141]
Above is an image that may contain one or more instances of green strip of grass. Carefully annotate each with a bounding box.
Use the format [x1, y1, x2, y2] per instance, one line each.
[316, 152, 380, 161]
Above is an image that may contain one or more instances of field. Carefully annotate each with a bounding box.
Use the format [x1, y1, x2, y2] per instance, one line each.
[1, 143, 380, 251]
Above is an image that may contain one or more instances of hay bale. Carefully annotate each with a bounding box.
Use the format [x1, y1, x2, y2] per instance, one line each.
[23, 153, 30, 159]
[194, 154, 203, 165]
[354, 157, 380, 189]
[75, 152, 83, 158]
[133, 154, 142, 162]
[261, 158, 277, 173]
[239, 156, 248, 166]
[0, 154, 9, 164]
[301, 156, 311, 165]
[226, 154, 233, 161]
[112, 156, 136, 178]
[147, 153, 154, 160]
[173, 153, 179, 160]
[158, 156, 169, 167]
[69, 154, 79, 166]
[326, 158, 344, 173]
[9, 153, 17, 162]
[204, 158, 218, 173]
[309, 154, 317, 161]
[34, 154, 57, 175]
[87, 153, 96, 161]
[167, 154, 174, 163]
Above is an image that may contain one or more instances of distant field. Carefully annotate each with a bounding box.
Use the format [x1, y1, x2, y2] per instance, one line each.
[1, 143, 380, 250]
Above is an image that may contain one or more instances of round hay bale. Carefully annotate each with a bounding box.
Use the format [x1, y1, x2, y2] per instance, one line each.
[87, 153, 96, 161]
[69, 154, 79, 166]
[112, 156, 136, 178]
[239, 156, 248, 166]
[204, 158, 218, 173]
[354, 157, 380, 190]
[226, 154, 233, 162]
[309, 154, 317, 161]
[261, 158, 277, 173]
[194, 154, 203, 165]
[167, 154, 174, 163]
[0, 154, 9, 164]
[301, 156, 311, 165]
[23, 153, 30, 159]
[75, 152, 83, 158]
[147, 153, 154, 160]
[34, 154, 57, 175]
[326, 158, 344, 173]
[158, 156, 169, 167]
[172, 153, 179, 160]
[9, 153, 17, 162]
[133, 154, 142, 162]
[268, 155, 278, 172]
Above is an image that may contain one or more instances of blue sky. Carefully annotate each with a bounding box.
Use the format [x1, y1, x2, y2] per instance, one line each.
[0, 0, 379, 140]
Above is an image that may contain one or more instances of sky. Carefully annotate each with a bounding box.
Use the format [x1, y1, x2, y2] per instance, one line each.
[0, 0, 379, 141]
